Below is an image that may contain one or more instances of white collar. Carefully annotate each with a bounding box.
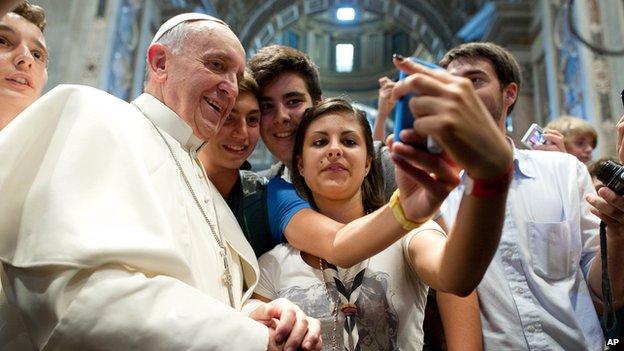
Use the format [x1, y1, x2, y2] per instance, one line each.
[132, 93, 205, 153]
[508, 138, 536, 179]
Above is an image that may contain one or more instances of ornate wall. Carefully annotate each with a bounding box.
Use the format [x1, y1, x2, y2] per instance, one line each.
[31, 0, 624, 166]
[529, 0, 624, 158]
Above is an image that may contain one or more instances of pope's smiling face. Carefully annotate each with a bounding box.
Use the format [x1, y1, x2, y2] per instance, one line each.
[160, 21, 245, 141]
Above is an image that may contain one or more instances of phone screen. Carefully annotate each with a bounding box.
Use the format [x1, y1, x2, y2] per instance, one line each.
[521, 123, 545, 149]
[528, 129, 545, 147]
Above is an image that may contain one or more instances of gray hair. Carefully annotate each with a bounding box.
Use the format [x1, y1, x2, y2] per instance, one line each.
[143, 21, 203, 83]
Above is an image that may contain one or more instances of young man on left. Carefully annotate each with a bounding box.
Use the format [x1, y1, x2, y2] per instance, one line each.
[0, 3, 47, 349]
[0, 1, 47, 131]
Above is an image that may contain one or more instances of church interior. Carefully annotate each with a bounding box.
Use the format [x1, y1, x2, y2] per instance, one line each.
[31, 0, 624, 169]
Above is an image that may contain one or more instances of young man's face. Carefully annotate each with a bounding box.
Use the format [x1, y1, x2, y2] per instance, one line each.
[201, 91, 260, 171]
[446, 57, 512, 129]
[0, 13, 48, 111]
[259, 72, 314, 166]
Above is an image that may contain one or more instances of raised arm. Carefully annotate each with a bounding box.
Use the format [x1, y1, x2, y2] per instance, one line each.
[391, 57, 512, 295]
[373, 77, 396, 141]
[270, 178, 411, 267]
[269, 148, 458, 268]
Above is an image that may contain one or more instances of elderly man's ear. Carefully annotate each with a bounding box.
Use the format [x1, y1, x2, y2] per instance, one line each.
[147, 44, 169, 82]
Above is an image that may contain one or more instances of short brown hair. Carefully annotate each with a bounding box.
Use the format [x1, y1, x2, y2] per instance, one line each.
[546, 115, 598, 148]
[11, 1, 46, 32]
[238, 69, 259, 99]
[291, 98, 384, 213]
[248, 45, 322, 102]
[439, 42, 521, 114]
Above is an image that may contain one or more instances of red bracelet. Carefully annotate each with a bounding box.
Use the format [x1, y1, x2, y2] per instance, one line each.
[464, 166, 513, 197]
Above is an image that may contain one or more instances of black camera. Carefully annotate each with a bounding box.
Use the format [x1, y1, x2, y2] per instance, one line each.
[596, 160, 624, 195]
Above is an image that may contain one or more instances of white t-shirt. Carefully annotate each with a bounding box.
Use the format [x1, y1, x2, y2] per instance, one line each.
[256, 221, 443, 350]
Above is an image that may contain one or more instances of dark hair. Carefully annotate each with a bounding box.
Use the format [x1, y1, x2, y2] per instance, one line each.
[587, 157, 620, 179]
[439, 42, 521, 114]
[11, 1, 46, 32]
[248, 45, 322, 102]
[291, 98, 384, 213]
[238, 69, 260, 99]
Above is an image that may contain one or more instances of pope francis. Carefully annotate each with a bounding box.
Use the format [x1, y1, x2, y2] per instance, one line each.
[0, 13, 321, 351]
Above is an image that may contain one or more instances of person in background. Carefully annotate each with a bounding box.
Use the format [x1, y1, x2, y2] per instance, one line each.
[438, 41, 623, 350]
[372, 76, 396, 141]
[0, 1, 47, 131]
[544, 115, 598, 163]
[587, 114, 624, 342]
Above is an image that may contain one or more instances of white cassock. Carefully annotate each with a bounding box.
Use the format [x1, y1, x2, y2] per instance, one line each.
[0, 85, 268, 350]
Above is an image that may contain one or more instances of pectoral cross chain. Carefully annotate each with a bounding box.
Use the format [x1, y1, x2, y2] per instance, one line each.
[220, 249, 234, 306]
[143, 112, 236, 308]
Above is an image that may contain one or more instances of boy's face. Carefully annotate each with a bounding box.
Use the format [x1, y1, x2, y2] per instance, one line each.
[567, 133, 595, 163]
[201, 92, 260, 171]
[259, 72, 314, 166]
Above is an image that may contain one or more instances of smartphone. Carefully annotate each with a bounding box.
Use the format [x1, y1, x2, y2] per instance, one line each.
[393, 57, 443, 153]
[521, 123, 546, 149]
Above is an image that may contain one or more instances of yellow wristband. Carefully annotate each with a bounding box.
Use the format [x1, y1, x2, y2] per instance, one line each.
[389, 189, 432, 231]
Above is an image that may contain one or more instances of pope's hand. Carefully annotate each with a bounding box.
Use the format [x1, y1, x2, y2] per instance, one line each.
[250, 298, 322, 351]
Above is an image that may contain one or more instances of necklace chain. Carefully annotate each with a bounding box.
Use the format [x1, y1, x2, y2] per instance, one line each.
[145, 116, 234, 306]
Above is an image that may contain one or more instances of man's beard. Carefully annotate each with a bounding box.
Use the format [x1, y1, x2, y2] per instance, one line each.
[486, 92, 505, 123]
